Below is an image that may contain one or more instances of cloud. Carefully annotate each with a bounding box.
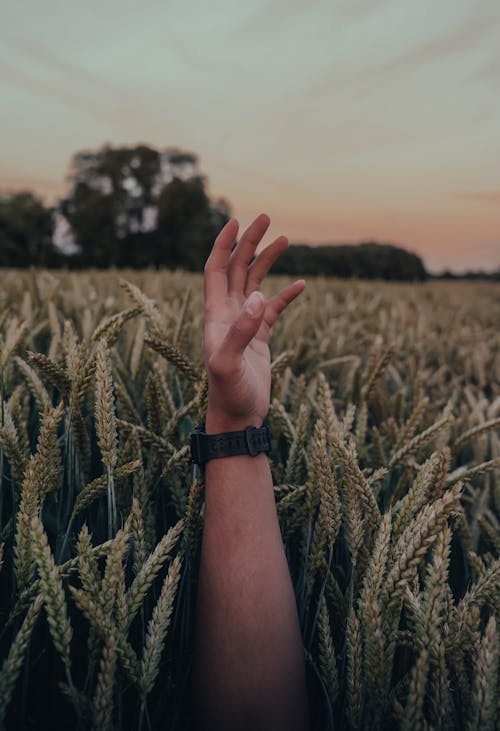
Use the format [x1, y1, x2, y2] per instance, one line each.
[372, 11, 495, 75]
[0, 36, 137, 125]
[292, 5, 498, 107]
[8, 40, 98, 84]
[238, 0, 310, 36]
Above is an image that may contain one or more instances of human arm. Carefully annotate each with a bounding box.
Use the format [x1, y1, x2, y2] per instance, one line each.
[192, 214, 309, 731]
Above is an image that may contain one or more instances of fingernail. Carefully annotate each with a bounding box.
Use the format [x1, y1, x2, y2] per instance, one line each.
[245, 291, 264, 316]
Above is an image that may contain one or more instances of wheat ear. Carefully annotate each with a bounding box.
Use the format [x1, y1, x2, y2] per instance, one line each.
[328, 428, 380, 534]
[14, 459, 40, 592]
[453, 417, 500, 452]
[0, 595, 43, 725]
[358, 509, 392, 704]
[346, 606, 362, 729]
[392, 448, 450, 541]
[309, 420, 341, 572]
[119, 278, 165, 335]
[126, 519, 184, 628]
[76, 524, 100, 596]
[466, 615, 498, 731]
[99, 526, 130, 630]
[92, 307, 142, 345]
[0, 405, 27, 483]
[26, 351, 71, 395]
[316, 597, 338, 705]
[95, 341, 118, 537]
[286, 402, 310, 485]
[401, 648, 429, 731]
[92, 630, 117, 731]
[384, 482, 462, 615]
[388, 417, 450, 467]
[71, 459, 141, 520]
[139, 554, 182, 699]
[417, 524, 452, 659]
[31, 515, 72, 668]
[144, 333, 200, 382]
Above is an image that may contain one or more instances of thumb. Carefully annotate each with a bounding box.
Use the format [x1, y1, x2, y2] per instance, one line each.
[221, 291, 266, 363]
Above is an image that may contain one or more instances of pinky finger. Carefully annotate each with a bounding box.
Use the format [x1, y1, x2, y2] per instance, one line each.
[263, 279, 306, 329]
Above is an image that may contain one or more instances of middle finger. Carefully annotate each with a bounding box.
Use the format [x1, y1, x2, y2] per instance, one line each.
[227, 213, 271, 294]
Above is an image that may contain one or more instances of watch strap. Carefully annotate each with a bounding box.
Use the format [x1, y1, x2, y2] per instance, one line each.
[190, 421, 271, 465]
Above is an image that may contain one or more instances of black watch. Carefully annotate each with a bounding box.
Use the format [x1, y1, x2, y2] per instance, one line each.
[190, 421, 271, 465]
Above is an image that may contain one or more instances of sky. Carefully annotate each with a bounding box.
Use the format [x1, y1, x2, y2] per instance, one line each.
[1, 0, 499, 273]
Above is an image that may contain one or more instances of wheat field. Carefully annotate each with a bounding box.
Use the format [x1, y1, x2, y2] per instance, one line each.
[0, 268, 499, 730]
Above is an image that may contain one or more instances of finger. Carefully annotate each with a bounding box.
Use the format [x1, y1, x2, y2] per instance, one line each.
[227, 213, 270, 294]
[263, 280, 306, 329]
[204, 218, 239, 306]
[212, 291, 266, 372]
[244, 235, 289, 297]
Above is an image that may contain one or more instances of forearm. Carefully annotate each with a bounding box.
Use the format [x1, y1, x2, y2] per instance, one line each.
[193, 413, 309, 731]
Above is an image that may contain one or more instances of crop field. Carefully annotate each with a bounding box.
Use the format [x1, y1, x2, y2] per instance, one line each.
[0, 269, 499, 730]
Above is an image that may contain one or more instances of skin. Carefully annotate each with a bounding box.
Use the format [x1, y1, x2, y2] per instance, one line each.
[193, 214, 309, 731]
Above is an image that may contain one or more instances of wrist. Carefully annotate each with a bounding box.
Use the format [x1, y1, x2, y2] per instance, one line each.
[205, 410, 264, 434]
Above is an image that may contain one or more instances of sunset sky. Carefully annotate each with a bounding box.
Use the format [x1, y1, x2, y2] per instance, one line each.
[1, 0, 499, 272]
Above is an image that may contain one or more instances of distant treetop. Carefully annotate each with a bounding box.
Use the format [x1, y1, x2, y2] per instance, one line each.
[270, 240, 428, 281]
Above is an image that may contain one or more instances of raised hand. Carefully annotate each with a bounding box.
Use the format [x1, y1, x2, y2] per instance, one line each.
[203, 213, 305, 432]
[195, 214, 310, 730]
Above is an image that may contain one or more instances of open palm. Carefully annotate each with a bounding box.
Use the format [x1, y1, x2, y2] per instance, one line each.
[203, 214, 305, 431]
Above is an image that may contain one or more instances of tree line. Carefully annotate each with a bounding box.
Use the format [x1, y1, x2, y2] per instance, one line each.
[1, 145, 230, 271]
[3, 143, 495, 280]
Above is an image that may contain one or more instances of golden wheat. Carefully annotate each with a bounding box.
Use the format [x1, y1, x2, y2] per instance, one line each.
[0, 270, 498, 730]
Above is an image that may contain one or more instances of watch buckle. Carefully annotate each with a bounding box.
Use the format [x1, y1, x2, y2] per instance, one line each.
[190, 431, 202, 464]
[245, 426, 258, 456]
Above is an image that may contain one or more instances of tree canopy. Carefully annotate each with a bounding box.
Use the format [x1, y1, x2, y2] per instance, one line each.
[0, 192, 58, 268]
[59, 144, 230, 269]
[270, 241, 428, 281]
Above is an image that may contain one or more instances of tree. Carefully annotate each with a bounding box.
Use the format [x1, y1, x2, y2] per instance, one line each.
[0, 193, 56, 267]
[59, 144, 229, 269]
[271, 241, 428, 281]
[156, 177, 230, 270]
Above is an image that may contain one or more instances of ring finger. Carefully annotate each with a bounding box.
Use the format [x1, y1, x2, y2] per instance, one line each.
[244, 235, 289, 297]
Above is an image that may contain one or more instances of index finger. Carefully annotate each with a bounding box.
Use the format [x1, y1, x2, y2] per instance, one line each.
[203, 218, 239, 306]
